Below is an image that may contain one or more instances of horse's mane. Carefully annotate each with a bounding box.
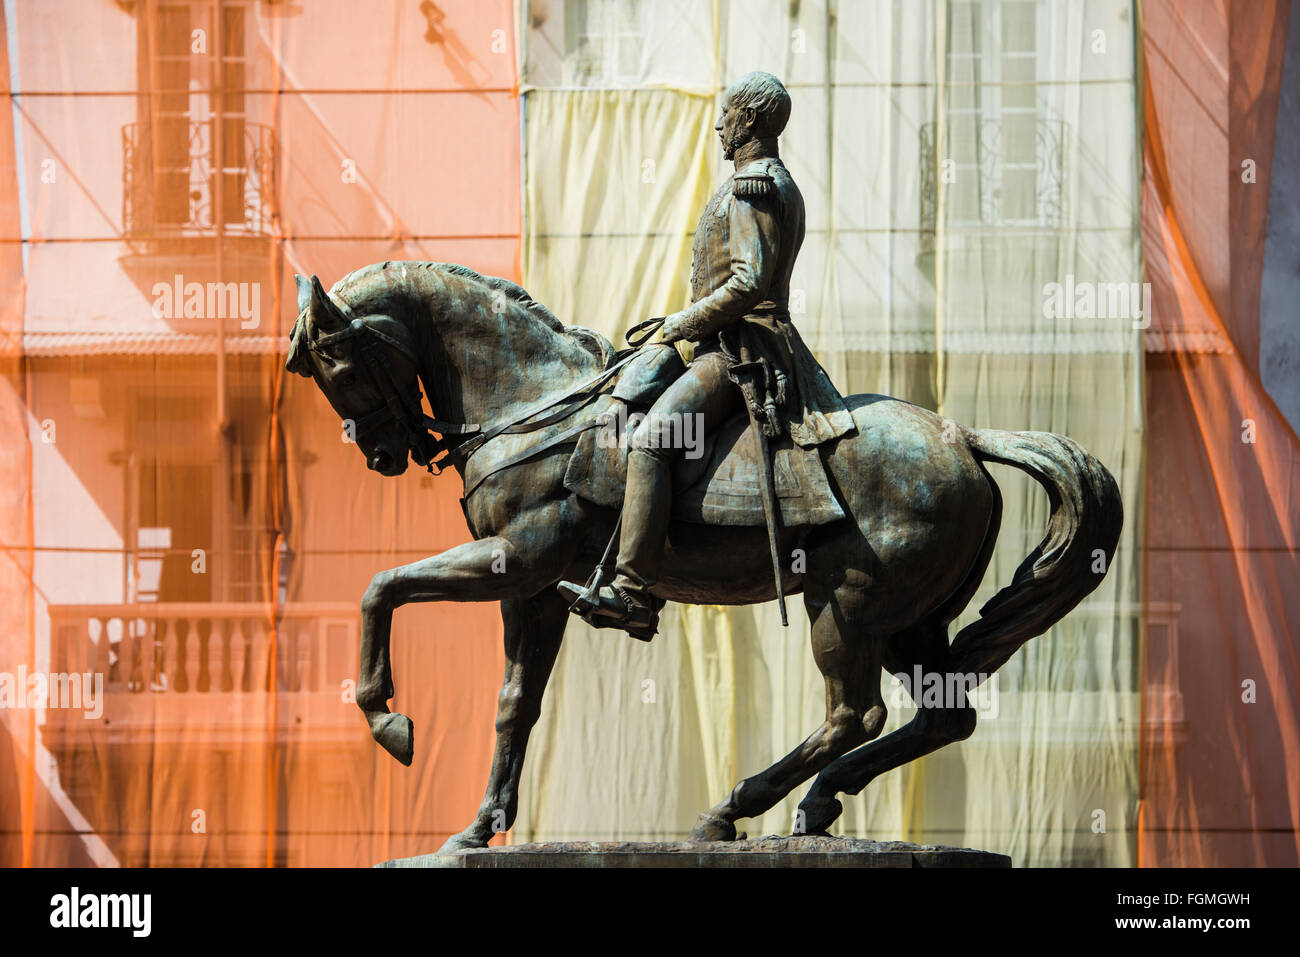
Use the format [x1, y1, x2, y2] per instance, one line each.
[335, 261, 565, 330]
[287, 261, 612, 376]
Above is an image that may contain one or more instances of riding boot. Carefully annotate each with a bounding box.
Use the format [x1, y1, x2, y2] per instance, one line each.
[610, 447, 672, 605]
[557, 448, 671, 640]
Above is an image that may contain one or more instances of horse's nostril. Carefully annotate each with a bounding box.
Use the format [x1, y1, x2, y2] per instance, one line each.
[370, 450, 394, 472]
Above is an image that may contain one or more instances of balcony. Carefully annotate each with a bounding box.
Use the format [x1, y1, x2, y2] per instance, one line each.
[122, 119, 277, 242]
[43, 602, 361, 745]
[118, 119, 278, 295]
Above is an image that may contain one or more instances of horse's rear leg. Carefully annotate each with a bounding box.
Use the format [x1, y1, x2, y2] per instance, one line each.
[439, 590, 567, 853]
[689, 580, 887, 842]
[797, 624, 978, 834]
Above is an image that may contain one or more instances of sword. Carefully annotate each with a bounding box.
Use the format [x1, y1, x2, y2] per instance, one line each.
[729, 360, 789, 627]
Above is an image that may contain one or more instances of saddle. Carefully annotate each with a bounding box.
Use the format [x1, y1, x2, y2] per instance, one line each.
[562, 345, 845, 527]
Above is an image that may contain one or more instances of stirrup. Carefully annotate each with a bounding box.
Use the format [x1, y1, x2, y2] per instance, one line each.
[558, 578, 659, 642]
[557, 509, 660, 641]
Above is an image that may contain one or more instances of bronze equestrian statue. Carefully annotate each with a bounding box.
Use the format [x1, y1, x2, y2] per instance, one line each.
[285, 71, 1122, 853]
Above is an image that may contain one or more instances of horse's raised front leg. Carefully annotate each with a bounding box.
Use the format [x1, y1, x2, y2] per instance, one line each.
[438, 590, 568, 853]
[355, 533, 564, 765]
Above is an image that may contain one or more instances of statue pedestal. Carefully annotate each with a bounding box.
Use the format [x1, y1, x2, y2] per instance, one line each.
[378, 835, 1011, 868]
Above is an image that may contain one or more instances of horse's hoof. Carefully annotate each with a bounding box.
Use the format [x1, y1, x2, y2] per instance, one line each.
[689, 812, 737, 842]
[437, 830, 488, 855]
[797, 795, 843, 834]
[370, 712, 414, 766]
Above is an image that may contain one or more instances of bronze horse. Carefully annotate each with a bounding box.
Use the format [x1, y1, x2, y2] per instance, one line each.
[286, 261, 1123, 852]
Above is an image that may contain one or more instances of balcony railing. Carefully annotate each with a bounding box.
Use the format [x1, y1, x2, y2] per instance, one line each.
[122, 119, 278, 243]
[40, 603, 362, 746]
[49, 602, 357, 697]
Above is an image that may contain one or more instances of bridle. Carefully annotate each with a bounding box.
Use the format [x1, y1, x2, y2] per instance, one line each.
[310, 314, 478, 474]
[309, 308, 661, 482]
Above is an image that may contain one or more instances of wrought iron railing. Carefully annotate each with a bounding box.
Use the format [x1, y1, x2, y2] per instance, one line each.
[122, 119, 277, 240]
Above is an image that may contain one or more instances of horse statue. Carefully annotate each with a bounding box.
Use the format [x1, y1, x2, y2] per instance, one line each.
[285, 260, 1123, 853]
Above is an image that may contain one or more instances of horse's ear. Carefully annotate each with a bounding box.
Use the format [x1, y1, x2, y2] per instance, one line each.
[285, 317, 314, 378]
[295, 274, 312, 315]
[284, 276, 316, 377]
[308, 274, 346, 331]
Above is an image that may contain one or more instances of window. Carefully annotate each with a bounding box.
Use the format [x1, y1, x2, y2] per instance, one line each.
[563, 0, 646, 86]
[920, 0, 1066, 238]
[125, 374, 275, 605]
[128, 1, 267, 235]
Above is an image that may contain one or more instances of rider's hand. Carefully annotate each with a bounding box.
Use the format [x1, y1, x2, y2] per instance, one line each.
[659, 311, 688, 344]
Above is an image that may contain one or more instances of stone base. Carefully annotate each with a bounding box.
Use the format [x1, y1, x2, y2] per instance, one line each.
[378, 835, 1011, 868]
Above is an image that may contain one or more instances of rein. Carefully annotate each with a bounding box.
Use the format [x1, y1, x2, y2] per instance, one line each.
[455, 350, 641, 499]
[316, 303, 658, 488]
[456, 318, 669, 499]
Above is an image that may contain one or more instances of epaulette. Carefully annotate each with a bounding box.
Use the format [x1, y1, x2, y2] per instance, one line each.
[733, 160, 776, 199]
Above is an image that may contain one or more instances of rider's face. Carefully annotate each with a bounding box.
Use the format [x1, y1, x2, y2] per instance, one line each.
[715, 95, 754, 160]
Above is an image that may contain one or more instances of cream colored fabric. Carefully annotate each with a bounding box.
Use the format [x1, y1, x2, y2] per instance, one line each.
[520, 89, 716, 330]
[516, 0, 1143, 866]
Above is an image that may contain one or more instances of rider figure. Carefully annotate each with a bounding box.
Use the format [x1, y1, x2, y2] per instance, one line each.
[558, 71, 853, 639]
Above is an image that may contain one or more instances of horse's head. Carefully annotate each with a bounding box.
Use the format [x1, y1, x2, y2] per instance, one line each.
[285, 273, 433, 477]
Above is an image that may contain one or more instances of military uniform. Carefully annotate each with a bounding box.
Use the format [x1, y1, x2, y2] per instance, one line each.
[559, 154, 855, 638]
[668, 156, 856, 447]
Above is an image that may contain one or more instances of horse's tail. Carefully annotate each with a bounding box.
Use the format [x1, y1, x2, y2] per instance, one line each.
[947, 428, 1123, 677]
